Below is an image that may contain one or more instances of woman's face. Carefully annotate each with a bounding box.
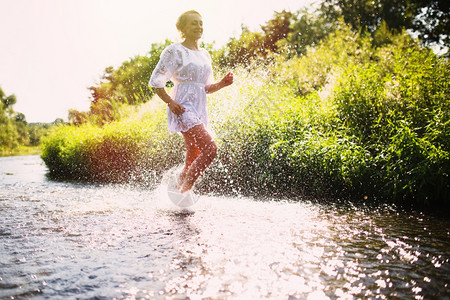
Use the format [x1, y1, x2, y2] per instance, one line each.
[182, 13, 203, 40]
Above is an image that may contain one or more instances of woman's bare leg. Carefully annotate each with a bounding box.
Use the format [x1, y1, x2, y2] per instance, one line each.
[179, 124, 217, 193]
[179, 140, 201, 184]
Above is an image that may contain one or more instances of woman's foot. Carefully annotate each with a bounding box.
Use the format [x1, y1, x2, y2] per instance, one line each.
[178, 177, 194, 193]
[169, 172, 191, 194]
[179, 183, 191, 194]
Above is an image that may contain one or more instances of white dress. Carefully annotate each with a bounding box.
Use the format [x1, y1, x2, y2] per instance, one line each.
[149, 43, 214, 133]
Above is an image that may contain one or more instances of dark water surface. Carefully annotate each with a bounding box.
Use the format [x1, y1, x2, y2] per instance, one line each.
[1, 155, 449, 299]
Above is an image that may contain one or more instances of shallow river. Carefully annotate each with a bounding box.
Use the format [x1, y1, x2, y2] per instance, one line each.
[0, 155, 449, 299]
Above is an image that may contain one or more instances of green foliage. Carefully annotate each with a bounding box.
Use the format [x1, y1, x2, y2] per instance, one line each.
[280, 7, 332, 57]
[68, 109, 89, 126]
[0, 86, 51, 153]
[203, 26, 448, 207]
[42, 22, 448, 210]
[261, 10, 296, 53]
[217, 27, 266, 68]
[28, 123, 52, 146]
[41, 102, 184, 185]
[274, 21, 372, 97]
[72, 40, 173, 126]
[320, 0, 449, 46]
[217, 10, 297, 68]
[196, 65, 375, 199]
[0, 116, 20, 151]
[0, 88, 18, 150]
[328, 28, 450, 204]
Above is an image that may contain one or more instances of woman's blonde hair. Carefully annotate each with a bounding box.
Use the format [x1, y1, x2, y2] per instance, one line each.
[176, 10, 201, 38]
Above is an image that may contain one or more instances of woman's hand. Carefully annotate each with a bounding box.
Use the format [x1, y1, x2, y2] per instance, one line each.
[205, 72, 234, 94]
[221, 72, 234, 88]
[168, 100, 185, 115]
[154, 88, 185, 115]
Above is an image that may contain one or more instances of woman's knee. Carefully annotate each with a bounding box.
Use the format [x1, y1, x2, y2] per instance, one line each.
[206, 140, 217, 160]
[184, 124, 217, 159]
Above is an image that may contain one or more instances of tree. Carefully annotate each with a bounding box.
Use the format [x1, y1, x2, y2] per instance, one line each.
[261, 10, 296, 53]
[411, 0, 449, 46]
[320, 0, 449, 47]
[0, 89, 54, 151]
[53, 118, 65, 125]
[68, 109, 89, 126]
[86, 40, 171, 125]
[219, 26, 266, 68]
[1, 88, 17, 113]
[281, 7, 332, 57]
[14, 113, 29, 146]
[217, 11, 297, 68]
[28, 123, 49, 146]
[0, 87, 20, 150]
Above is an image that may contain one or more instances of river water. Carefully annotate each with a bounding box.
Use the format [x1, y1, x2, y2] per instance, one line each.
[0, 155, 449, 299]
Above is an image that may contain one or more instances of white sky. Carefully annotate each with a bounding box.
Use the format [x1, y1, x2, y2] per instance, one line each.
[0, 0, 315, 122]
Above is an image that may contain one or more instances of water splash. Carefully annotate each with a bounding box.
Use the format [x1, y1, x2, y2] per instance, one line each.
[1, 156, 450, 299]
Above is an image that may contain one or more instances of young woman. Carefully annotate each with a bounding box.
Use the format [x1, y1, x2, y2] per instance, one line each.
[149, 10, 233, 194]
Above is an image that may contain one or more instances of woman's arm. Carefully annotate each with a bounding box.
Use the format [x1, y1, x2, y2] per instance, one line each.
[154, 87, 185, 115]
[206, 72, 233, 94]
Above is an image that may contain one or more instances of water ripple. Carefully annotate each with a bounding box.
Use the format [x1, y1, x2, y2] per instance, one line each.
[1, 155, 449, 299]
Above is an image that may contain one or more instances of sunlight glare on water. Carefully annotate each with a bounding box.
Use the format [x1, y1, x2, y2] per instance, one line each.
[1, 155, 449, 299]
[164, 196, 331, 299]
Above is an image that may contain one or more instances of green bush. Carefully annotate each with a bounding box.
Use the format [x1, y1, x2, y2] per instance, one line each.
[41, 105, 184, 186]
[332, 33, 450, 205]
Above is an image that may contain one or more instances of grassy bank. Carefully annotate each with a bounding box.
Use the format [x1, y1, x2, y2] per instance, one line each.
[41, 103, 184, 186]
[0, 146, 41, 157]
[41, 28, 449, 209]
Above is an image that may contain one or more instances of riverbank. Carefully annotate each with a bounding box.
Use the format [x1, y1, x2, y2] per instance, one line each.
[0, 146, 41, 157]
[41, 28, 449, 209]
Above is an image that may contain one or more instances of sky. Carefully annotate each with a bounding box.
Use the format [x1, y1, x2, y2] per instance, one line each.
[0, 0, 316, 123]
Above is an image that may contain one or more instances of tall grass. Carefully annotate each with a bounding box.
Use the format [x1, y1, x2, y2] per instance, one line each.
[41, 27, 449, 208]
